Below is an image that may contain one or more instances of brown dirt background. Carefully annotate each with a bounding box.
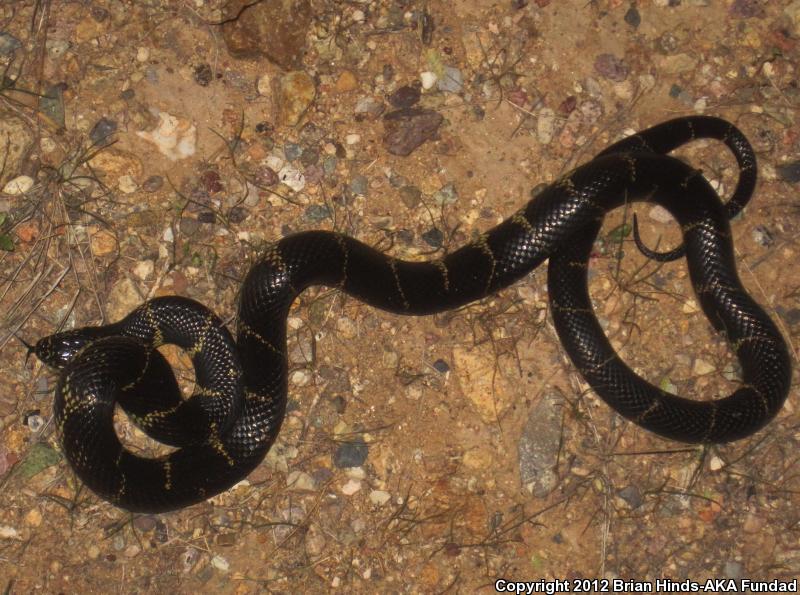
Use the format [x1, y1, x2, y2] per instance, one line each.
[1, 0, 799, 593]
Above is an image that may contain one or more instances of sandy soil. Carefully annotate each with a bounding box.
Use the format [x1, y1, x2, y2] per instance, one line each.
[1, 0, 799, 592]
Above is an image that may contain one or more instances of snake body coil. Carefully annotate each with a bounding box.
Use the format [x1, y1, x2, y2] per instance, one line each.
[33, 117, 792, 512]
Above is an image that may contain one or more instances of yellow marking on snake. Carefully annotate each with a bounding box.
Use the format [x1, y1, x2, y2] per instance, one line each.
[388, 257, 410, 310]
[472, 233, 496, 294]
[208, 424, 235, 467]
[187, 313, 216, 357]
[433, 259, 449, 293]
[164, 460, 173, 491]
[335, 233, 349, 288]
[239, 322, 281, 355]
[702, 402, 718, 442]
[635, 399, 662, 424]
[511, 213, 535, 235]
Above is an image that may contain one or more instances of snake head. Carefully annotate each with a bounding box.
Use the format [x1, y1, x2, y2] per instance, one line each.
[33, 327, 114, 370]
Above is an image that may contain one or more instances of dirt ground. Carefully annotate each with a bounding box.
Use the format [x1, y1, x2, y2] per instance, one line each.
[1, 0, 799, 593]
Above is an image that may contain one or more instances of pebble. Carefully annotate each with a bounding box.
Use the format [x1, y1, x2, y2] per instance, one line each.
[305, 523, 327, 556]
[89, 117, 117, 146]
[432, 359, 449, 373]
[133, 260, 154, 280]
[221, 0, 312, 70]
[617, 486, 643, 509]
[682, 299, 700, 314]
[142, 175, 164, 192]
[333, 439, 369, 468]
[334, 70, 358, 93]
[136, 112, 197, 161]
[290, 369, 311, 387]
[90, 228, 117, 256]
[25, 414, 44, 433]
[193, 63, 213, 86]
[354, 96, 385, 118]
[252, 165, 279, 187]
[125, 545, 141, 558]
[277, 71, 316, 126]
[432, 182, 457, 205]
[2, 175, 34, 195]
[751, 225, 774, 247]
[300, 147, 318, 167]
[369, 490, 391, 505]
[278, 165, 306, 192]
[420, 71, 437, 90]
[266, 155, 284, 172]
[594, 53, 629, 81]
[133, 515, 157, 532]
[24, 508, 42, 527]
[0, 526, 19, 539]
[399, 185, 422, 208]
[437, 66, 463, 93]
[257, 73, 272, 96]
[345, 133, 361, 145]
[518, 393, 562, 497]
[421, 227, 443, 248]
[708, 456, 724, 471]
[382, 108, 444, 156]
[388, 85, 421, 108]
[304, 204, 331, 223]
[0, 32, 21, 56]
[283, 142, 302, 161]
[692, 358, 715, 376]
[624, 7, 641, 27]
[211, 555, 230, 573]
[350, 175, 368, 196]
[536, 108, 556, 144]
[775, 161, 800, 183]
[341, 479, 362, 495]
[322, 156, 338, 176]
[87, 545, 101, 560]
[286, 470, 316, 491]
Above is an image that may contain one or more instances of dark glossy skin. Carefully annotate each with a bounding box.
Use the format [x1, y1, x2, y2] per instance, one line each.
[34, 117, 791, 513]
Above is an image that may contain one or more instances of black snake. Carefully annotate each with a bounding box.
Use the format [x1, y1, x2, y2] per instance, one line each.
[31, 116, 792, 513]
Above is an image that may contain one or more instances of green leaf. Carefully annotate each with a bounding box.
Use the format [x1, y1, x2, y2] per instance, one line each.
[0, 234, 14, 251]
[0, 212, 7, 226]
[16, 442, 61, 480]
[606, 222, 632, 242]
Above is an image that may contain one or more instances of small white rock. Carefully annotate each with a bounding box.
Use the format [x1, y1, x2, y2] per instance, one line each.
[341, 479, 362, 495]
[345, 133, 361, 145]
[136, 47, 150, 62]
[290, 369, 311, 386]
[133, 260, 154, 280]
[257, 73, 272, 96]
[709, 456, 724, 471]
[286, 470, 316, 491]
[2, 175, 34, 195]
[118, 175, 137, 194]
[211, 555, 230, 572]
[693, 358, 715, 376]
[682, 299, 700, 314]
[278, 165, 306, 192]
[420, 71, 437, 90]
[369, 490, 391, 505]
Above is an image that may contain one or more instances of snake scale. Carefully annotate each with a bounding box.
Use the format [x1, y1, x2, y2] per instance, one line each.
[31, 116, 791, 513]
